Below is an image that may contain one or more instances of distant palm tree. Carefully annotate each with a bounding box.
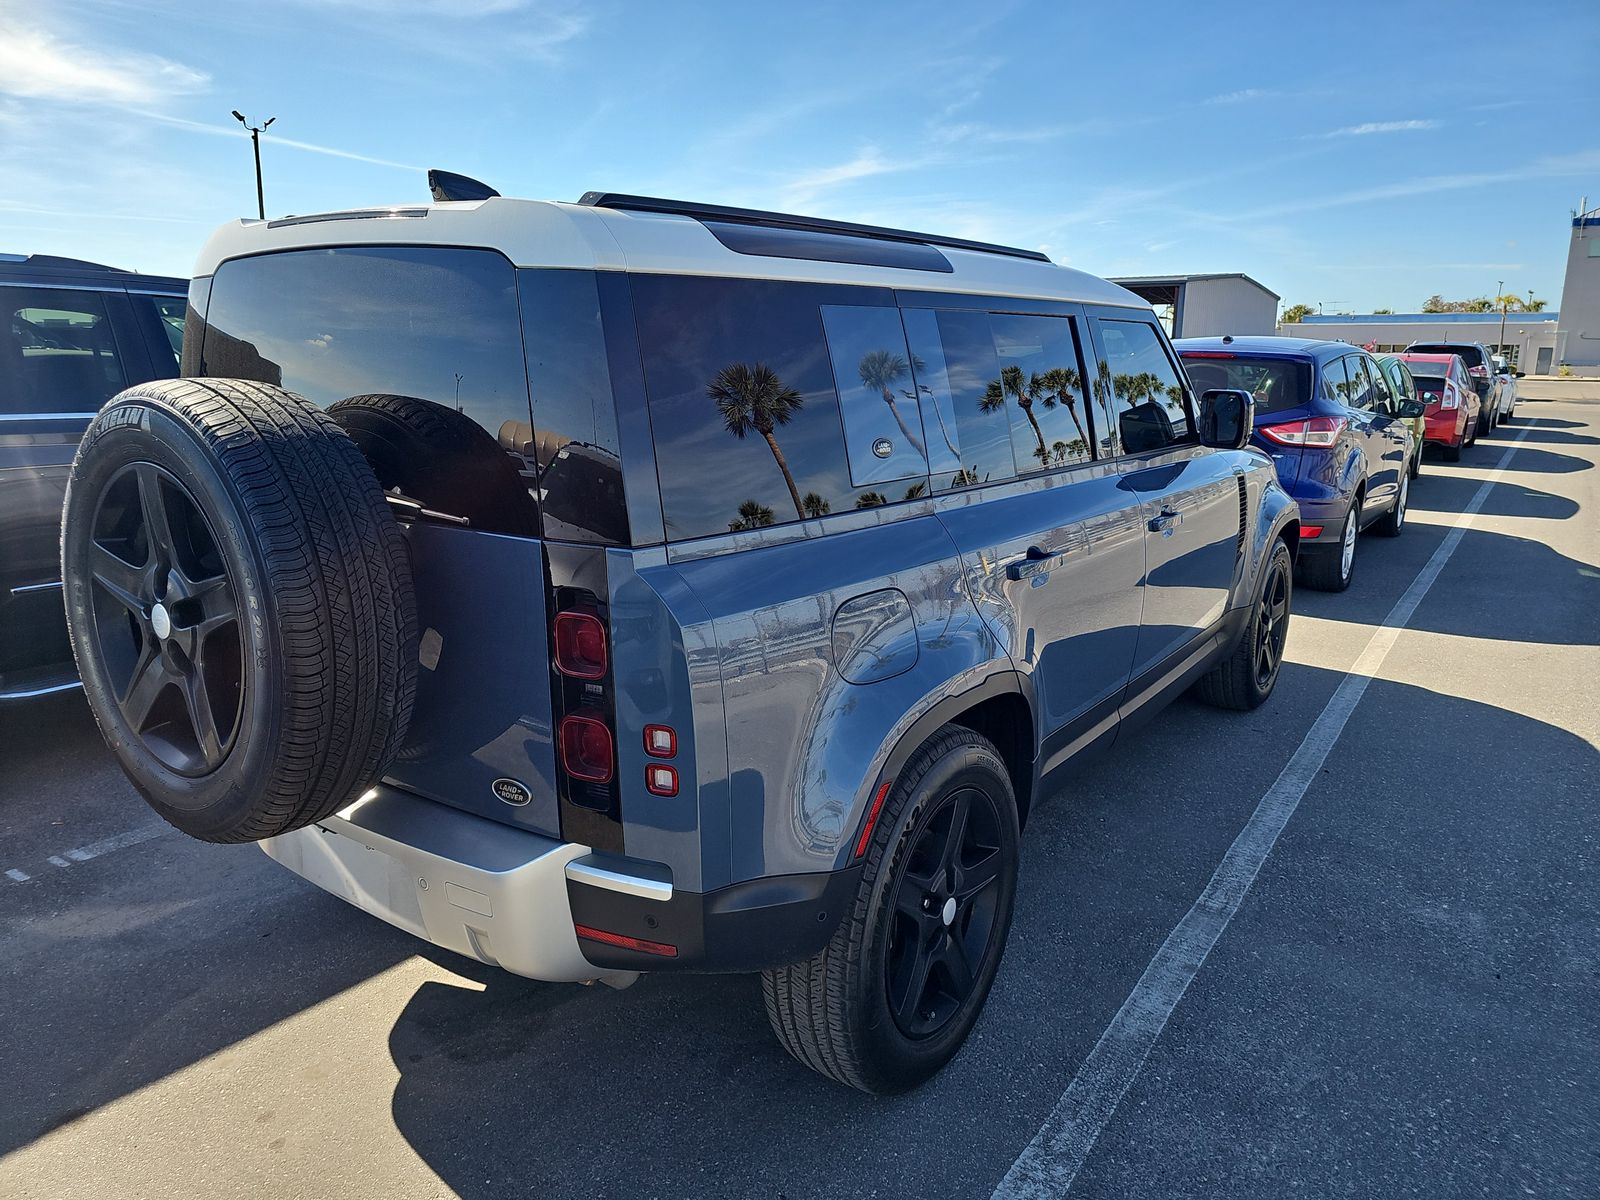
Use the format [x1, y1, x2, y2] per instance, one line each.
[856, 491, 888, 509]
[708, 362, 806, 520]
[858, 350, 925, 457]
[728, 499, 776, 531]
[1035, 366, 1088, 448]
[980, 365, 1053, 465]
[801, 491, 831, 517]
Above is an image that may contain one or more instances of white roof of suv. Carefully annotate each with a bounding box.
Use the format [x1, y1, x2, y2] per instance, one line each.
[193, 196, 1146, 309]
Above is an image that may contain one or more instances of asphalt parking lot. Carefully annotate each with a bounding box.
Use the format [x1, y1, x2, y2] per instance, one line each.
[2, 385, 1597, 1200]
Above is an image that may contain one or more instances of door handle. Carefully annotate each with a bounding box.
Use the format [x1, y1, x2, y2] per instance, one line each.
[1025, 545, 1051, 560]
[1147, 508, 1183, 534]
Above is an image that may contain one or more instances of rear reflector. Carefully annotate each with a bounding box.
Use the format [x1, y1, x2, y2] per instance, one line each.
[574, 924, 678, 958]
[645, 764, 678, 796]
[853, 780, 894, 859]
[1301, 525, 1324, 539]
[644, 725, 677, 757]
[558, 713, 613, 783]
[553, 611, 607, 679]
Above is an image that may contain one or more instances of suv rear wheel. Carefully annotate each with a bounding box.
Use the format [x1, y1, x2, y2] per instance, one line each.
[61, 379, 417, 843]
[762, 725, 1019, 1093]
[1298, 494, 1360, 593]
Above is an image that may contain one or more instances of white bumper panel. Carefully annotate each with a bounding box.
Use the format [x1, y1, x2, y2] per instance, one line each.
[261, 786, 603, 983]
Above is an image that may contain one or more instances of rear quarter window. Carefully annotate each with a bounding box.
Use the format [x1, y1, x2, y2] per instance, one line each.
[1, 287, 127, 416]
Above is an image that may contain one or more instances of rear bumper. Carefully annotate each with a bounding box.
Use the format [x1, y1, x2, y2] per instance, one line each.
[1424, 411, 1466, 446]
[262, 783, 855, 981]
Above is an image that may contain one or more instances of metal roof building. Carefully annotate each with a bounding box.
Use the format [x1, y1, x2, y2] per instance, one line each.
[1109, 273, 1280, 339]
[1278, 311, 1562, 373]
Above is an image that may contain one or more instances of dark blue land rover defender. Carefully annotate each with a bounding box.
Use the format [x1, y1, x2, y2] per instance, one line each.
[59, 185, 1298, 1092]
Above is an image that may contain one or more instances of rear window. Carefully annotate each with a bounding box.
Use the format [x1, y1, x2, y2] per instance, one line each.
[1, 287, 127, 416]
[1411, 375, 1447, 401]
[201, 246, 540, 537]
[1179, 354, 1312, 417]
[1410, 343, 1484, 368]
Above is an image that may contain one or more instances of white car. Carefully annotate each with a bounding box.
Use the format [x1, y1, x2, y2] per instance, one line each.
[1492, 355, 1520, 423]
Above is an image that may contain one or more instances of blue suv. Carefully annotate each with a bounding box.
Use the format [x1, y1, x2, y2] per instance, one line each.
[1178, 336, 1421, 591]
[59, 186, 1300, 1092]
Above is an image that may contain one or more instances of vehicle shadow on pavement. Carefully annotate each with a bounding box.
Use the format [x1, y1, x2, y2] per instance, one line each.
[379, 665, 1600, 1200]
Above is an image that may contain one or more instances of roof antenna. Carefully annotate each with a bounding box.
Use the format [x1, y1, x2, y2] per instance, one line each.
[428, 169, 500, 203]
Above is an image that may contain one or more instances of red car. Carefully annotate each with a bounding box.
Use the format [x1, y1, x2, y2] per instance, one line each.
[1395, 353, 1481, 462]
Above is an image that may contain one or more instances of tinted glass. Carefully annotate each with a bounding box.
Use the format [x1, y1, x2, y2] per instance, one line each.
[1379, 358, 1417, 404]
[901, 308, 1016, 490]
[1412, 375, 1447, 403]
[1179, 354, 1312, 417]
[632, 275, 894, 540]
[202, 246, 538, 536]
[518, 270, 625, 543]
[705, 222, 952, 273]
[1323, 356, 1353, 403]
[1410, 343, 1485, 369]
[1097, 318, 1191, 454]
[1366, 356, 1394, 410]
[989, 314, 1092, 471]
[1344, 356, 1376, 409]
[820, 305, 931, 487]
[1, 287, 126, 415]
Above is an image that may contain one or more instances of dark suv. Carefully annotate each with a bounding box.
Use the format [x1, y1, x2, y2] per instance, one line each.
[0, 254, 186, 700]
[58, 188, 1299, 1092]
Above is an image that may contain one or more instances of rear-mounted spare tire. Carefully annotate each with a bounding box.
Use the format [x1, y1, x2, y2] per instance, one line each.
[60, 378, 418, 844]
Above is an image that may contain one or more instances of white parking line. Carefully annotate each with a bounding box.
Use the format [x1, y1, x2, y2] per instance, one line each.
[992, 423, 1536, 1199]
[4, 824, 175, 885]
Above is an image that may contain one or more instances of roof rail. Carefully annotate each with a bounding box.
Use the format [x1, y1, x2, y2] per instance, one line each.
[575, 192, 1051, 264]
[3, 254, 121, 272]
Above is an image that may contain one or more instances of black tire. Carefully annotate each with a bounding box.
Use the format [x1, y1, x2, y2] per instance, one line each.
[762, 725, 1019, 1093]
[1443, 438, 1463, 463]
[1297, 495, 1359, 592]
[61, 379, 418, 843]
[1195, 539, 1292, 711]
[1374, 469, 1409, 537]
[326, 393, 537, 536]
[1409, 447, 1421, 480]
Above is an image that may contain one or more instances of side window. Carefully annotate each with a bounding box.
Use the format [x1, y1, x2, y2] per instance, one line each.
[901, 308, 1016, 491]
[1095, 318, 1192, 455]
[1367, 357, 1394, 412]
[819, 305, 930, 488]
[129, 293, 186, 372]
[1346, 356, 1376, 409]
[1323, 356, 1351, 403]
[632, 275, 892, 539]
[988, 314, 1093, 471]
[2, 287, 127, 416]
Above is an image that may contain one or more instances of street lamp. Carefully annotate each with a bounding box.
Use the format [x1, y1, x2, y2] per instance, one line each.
[231, 110, 276, 220]
[1496, 279, 1508, 356]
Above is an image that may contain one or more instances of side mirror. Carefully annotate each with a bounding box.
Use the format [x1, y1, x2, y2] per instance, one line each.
[1199, 389, 1254, 450]
[1396, 398, 1427, 419]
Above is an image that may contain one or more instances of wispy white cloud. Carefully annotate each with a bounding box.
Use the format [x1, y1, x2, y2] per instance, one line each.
[776, 147, 939, 209]
[0, 19, 209, 106]
[1322, 119, 1440, 137]
[931, 121, 1069, 146]
[1205, 88, 1273, 106]
[134, 111, 423, 172]
[287, 0, 591, 62]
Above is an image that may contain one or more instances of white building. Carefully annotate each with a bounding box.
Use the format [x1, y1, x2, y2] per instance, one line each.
[1277, 311, 1560, 373]
[1555, 207, 1600, 376]
[1110, 273, 1279, 338]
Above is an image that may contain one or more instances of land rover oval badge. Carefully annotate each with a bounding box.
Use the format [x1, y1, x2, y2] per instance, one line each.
[872, 437, 894, 459]
[492, 778, 532, 806]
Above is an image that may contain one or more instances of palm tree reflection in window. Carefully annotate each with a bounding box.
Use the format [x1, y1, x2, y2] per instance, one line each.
[857, 349, 926, 458]
[1034, 366, 1089, 450]
[980, 365, 1054, 467]
[801, 491, 831, 518]
[728, 499, 776, 531]
[856, 491, 888, 509]
[708, 362, 806, 522]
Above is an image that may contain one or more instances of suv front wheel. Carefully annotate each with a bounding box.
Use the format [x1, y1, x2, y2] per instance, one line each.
[762, 725, 1019, 1093]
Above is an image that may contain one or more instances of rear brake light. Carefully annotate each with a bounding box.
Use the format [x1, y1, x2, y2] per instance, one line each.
[1468, 365, 1488, 378]
[1257, 416, 1346, 448]
[1442, 389, 1460, 410]
[575, 924, 678, 958]
[1180, 351, 1236, 359]
[553, 611, 607, 679]
[645, 764, 678, 796]
[644, 725, 677, 757]
[558, 713, 613, 783]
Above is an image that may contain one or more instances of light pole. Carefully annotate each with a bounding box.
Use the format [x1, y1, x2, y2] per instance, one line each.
[231, 110, 275, 220]
[1496, 279, 1508, 356]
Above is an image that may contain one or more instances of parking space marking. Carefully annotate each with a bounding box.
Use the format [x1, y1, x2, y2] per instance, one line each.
[5, 825, 175, 885]
[992, 423, 1536, 1199]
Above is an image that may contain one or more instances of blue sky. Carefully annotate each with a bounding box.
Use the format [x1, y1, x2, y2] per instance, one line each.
[3, 0, 1597, 313]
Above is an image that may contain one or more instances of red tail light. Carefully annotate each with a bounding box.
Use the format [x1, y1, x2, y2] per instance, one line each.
[1258, 416, 1347, 448]
[553, 611, 607, 679]
[558, 712, 613, 783]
